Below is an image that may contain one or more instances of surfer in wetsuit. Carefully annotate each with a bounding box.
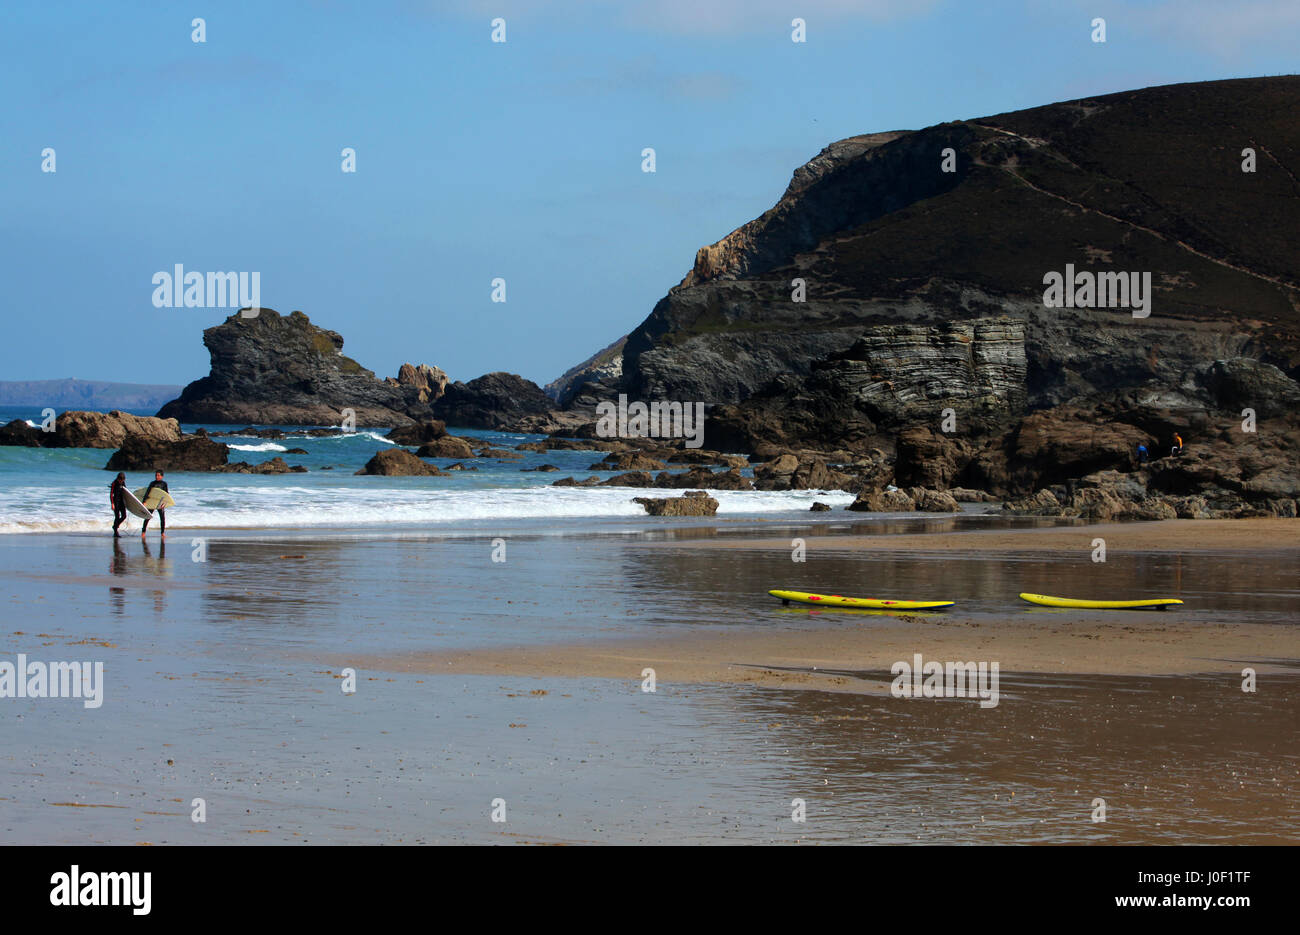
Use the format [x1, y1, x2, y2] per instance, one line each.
[109, 472, 128, 537]
[140, 470, 168, 537]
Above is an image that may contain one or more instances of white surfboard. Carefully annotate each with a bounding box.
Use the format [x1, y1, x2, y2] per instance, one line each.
[122, 487, 152, 520]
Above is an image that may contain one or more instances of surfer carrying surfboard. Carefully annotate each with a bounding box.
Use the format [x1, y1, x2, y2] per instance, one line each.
[140, 470, 169, 538]
[108, 472, 128, 538]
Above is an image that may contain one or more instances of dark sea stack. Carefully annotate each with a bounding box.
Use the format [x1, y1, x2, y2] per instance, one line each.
[157, 309, 433, 427]
[431, 372, 555, 430]
[104, 434, 230, 472]
[355, 449, 447, 476]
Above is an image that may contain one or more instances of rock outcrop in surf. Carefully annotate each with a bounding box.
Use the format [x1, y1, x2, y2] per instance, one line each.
[430, 372, 556, 430]
[0, 410, 181, 449]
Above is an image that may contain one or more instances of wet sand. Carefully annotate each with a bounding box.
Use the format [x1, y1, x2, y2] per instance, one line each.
[661, 517, 1300, 554]
[341, 615, 1298, 691]
[347, 517, 1300, 689]
[1, 516, 1296, 844]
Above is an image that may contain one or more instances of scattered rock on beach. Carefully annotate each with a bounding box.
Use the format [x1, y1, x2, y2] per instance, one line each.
[810, 502, 831, 511]
[2, 410, 182, 449]
[355, 449, 447, 476]
[414, 436, 475, 459]
[652, 467, 753, 490]
[589, 452, 667, 471]
[907, 487, 961, 513]
[598, 471, 654, 487]
[220, 457, 307, 474]
[753, 453, 855, 491]
[105, 434, 229, 472]
[665, 449, 748, 468]
[948, 487, 998, 502]
[385, 420, 447, 445]
[633, 491, 719, 516]
[846, 488, 916, 512]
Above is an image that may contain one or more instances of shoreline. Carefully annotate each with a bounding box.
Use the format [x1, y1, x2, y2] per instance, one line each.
[5, 513, 1295, 546]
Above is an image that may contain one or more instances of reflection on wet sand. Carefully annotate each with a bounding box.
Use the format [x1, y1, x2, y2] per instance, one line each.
[691, 673, 1298, 844]
[0, 517, 1293, 844]
[107, 537, 170, 615]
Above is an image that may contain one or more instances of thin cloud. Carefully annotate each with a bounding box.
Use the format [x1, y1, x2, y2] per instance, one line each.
[441, 0, 939, 35]
[1054, 0, 1300, 60]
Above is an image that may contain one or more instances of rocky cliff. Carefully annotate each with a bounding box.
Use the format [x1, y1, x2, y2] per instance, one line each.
[587, 77, 1299, 432]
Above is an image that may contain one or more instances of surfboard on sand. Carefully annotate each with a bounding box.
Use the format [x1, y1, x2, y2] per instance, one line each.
[1018, 592, 1183, 610]
[134, 486, 176, 511]
[122, 487, 153, 520]
[768, 589, 955, 610]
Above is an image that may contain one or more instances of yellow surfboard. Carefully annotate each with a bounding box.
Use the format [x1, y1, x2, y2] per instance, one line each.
[134, 487, 176, 511]
[769, 589, 955, 610]
[1019, 592, 1183, 610]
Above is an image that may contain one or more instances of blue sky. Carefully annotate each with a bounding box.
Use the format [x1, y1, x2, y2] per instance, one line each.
[2, 0, 1296, 388]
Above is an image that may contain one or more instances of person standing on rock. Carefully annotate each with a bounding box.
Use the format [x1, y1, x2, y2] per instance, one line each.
[1170, 433, 1183, 458]
[1136, 443, 1148, 467]
[108, 472, 128, 537]
[140, 469, 169, 538]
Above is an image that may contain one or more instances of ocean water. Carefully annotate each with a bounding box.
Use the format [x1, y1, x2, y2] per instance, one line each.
[0, 406, 857, 534]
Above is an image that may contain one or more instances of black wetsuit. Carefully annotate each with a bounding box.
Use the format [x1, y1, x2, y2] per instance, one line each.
[109, 479, 127, 535]
[141, 478, 168, 533]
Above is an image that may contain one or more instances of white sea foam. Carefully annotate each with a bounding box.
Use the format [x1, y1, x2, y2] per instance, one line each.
[318, 431, 396, 445]
[0, 483, 859, 534]
[227, 442, 287, 452]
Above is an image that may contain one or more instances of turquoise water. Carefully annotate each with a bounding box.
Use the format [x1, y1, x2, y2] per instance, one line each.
[0, 406, 856, 534]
